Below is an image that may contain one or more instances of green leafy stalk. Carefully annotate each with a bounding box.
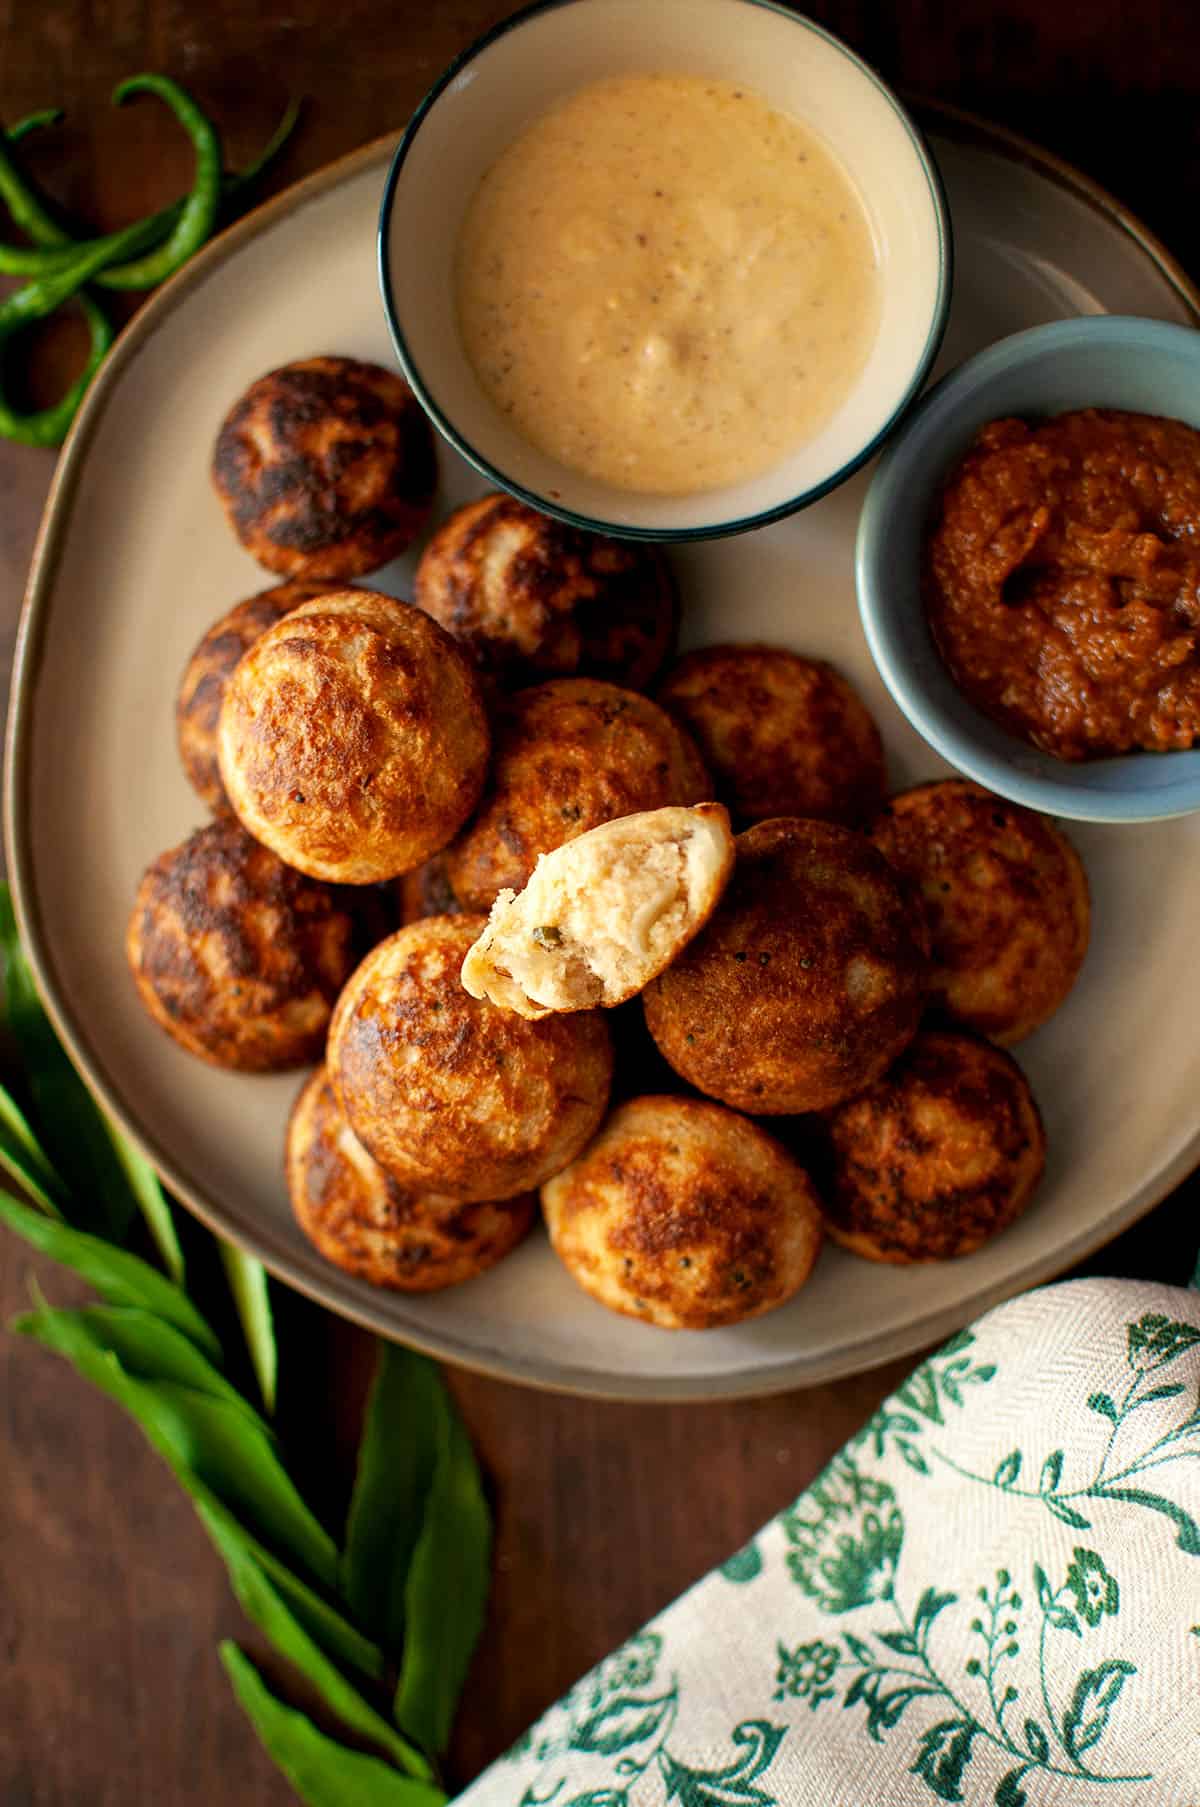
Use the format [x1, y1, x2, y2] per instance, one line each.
[394, 1385, 492, 1755]
[222, 1550, 434, 1779]
[0, 887, 136, 1238]
[221, 1645, 448, 1807]
[343, 1345, 445, 1645]
[15, 1300, 337, 1586]
[220, 1241, 277, 1413]
[0, 1188, 217, 1355]
[0, 1079, 67, 1216]
[195, 1493, 383, 1684]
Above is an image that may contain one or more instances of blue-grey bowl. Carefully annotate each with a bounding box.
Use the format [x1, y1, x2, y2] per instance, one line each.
[857, 314, 1200, 822]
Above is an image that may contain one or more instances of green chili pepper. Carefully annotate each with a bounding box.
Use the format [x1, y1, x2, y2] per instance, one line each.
[0, 95, 301, 280]
[8, 109, 65, 145]
[0, 289, 112, 446]
[97, 74, 221, 290]
[0, 127, 71, 248]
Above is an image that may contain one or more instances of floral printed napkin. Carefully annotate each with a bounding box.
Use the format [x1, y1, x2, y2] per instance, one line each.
[462, 1278, 1200, 1806]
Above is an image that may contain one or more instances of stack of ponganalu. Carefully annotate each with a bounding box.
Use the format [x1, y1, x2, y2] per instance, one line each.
[126, 355, 1089, 1326]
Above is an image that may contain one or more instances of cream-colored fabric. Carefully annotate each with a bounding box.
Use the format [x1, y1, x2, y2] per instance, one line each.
[460, 1279, 1200, 1806]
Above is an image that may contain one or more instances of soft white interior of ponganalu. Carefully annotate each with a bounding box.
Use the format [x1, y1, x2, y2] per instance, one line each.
[469, 812, 729, 1011]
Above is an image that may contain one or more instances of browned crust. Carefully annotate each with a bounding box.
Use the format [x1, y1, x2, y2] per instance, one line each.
[125, 818, 363, 1070]
[819, 1031, 1046, 1264]
[176, 578, 340, 814]
[656, 643, 886, 826]
[328, 914, 614, 1202]
[211, 355, 436, 579]
[643, 817, 928, 1114]
[394, 851, 465, 926]
[444, 677, 710, 910]
[414, 491, 678, 691]
[870, 779, 1090, 1044]
[286, 1068, 535, 1291]
[217, 589, 490, 884]
[542, 1093, 824, 1330]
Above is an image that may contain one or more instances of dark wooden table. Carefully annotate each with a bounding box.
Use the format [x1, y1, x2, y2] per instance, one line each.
[2, 4, 1199, 1801]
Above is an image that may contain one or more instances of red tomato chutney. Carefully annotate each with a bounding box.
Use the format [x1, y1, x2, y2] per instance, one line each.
[923, 409, 1200, 760]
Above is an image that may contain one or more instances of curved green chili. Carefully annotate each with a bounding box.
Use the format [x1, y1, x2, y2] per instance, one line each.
[98, 74, 221, 290]
[0, 290, 112, 446]
[8, 110, 65, 145]
[0, 128, 71, 248]
[0, 95, 300, 278]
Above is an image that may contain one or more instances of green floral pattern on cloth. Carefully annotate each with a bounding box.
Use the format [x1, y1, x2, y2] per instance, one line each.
[460, 1280, 1200, 1807]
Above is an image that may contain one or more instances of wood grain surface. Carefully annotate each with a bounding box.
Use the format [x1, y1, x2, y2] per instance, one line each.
[2, 3, 1199, 1801]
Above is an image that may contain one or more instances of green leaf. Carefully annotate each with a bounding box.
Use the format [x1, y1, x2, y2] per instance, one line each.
[220, 1644, 447, 1807]
[1087, 1392, 1117, 1422]
[994, 1768, 1028, 1807]
[0, 1079, 66, 1216]
[1063, 1659, 1135, 1759]
[1098, 1486, 1200, 1555]
[1043, 1496, 1091, 1530]
[896, 1440, 929, 1476]
[572, 1692, 676, 1758]
[913, 1588, 956, 1647]
[1023, 1719, 1049, 1762]
[1134, 1383, 1186, 1406]
[992, 1451, 1022, 1487]
[343, 1345, 444, 1647]
[219, 1242, 277, 1413]
[1126, 1314, 1200, 1373]
[56, 1302, 256, 1416]
[0, 884, 138, 1242]
[1038, 1450, 1064, 1494]
[876, 1630, 919, 1657]
[0, 1188, 219, 1357]
[107, 1126, 184, 1283]
[393, 1379, 492, 1755]
[1033, 1564, 1052, 1611]
[909, 1717, 978, 1801]
[15, 1301, 337, 1586]
[193, 1490, 382, 1682]
[218, 1548, 433, 1778]
[1046, 1605, 1082, 1637]
[659, 1721, 784, 1807]
[719, 1541, 762, 1583]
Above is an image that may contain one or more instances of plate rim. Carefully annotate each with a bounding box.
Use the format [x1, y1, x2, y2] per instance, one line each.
[7, 111, 1200, 1403]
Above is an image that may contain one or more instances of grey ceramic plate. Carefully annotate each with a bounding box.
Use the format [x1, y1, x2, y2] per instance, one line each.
[8, 113, 1200, 1400]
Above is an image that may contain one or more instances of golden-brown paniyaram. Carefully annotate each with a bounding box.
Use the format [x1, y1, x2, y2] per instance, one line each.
[176, 578, 335, 815]
[414, 491, 677, 690]
[126, 819, 362, 1070]
[542, 1094, 824, 1329]
[870, 779, 1090, 1044]
[643, 817, 928, 1114]
[286, 1069, 534, 1291]
[444, 677, 709, 911]
[461, 804, 734, 1018]
[656, 643, 886, 826]
[818, 1030, 1046, 1263]
[328, 914, 614, 1202]
[212, 355, 436, 579]
[217, 589, 489, 885]
[394, 852, 464, 926]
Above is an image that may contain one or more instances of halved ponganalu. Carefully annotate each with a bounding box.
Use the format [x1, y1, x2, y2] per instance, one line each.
[461, 803, 734, 1019]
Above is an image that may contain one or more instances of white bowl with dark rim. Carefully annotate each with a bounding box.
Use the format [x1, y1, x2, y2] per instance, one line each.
[378, 0, 952, 541]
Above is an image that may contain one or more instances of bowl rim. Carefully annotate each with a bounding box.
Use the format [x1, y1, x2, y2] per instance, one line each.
[856, 313, 1200, 822]
[376, 0, 954, 542]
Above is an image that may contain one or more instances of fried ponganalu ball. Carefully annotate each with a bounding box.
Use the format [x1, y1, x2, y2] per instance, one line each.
[444, 678, 709, 911]
[656, 644, 886, 826]
[869, 779, 1090, 1045]
[126, 819, 362, 1070]
[176, 579, 336, 815]
[819, 1031, 1046, 1264]
[218, 590, 489, 885]
[328, 915, 614, 1202]
[643, 817, 927, 1114]
[212, 356, 436, 579]
[414, 491, 678, 690]
[286, 1070, 534, 1291]
[542, 1095, 824, 1329]
[461, 804, 734, 1018]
